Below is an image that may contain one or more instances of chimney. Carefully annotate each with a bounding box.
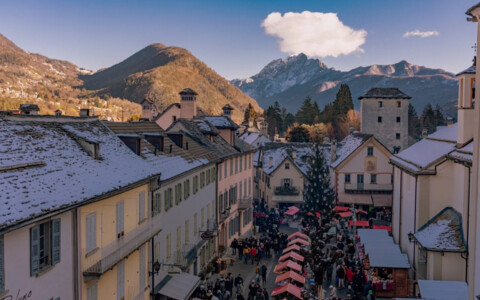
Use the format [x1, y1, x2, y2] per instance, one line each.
[422, 129, 428, 139]
[179, 88, 198, 120]
[80, 108, 90, 117]
[222, 104, 233, 119]
[141, 98, 154, 121]
[330, 139, 337, 163]
[268, 157, 273, 168]
[55, 109, 63, 116]
[248, 117, 254, 128]
[291, 150, 297, 160]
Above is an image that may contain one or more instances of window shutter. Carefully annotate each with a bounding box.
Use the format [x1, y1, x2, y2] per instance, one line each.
[164, 190, 168, 211]
[30, 225, 40, 275]
[87, 283, 97, 300]
[154, 242, 160, 262]
[51, 219, 61, 265]
[116, 202, 124, 236]
[86, 214, 96, 253]
[139, 245, 146, 292]
[0, 235, 4, 293]
[117, 260, 125, 300]
[139, 191, 145, 222]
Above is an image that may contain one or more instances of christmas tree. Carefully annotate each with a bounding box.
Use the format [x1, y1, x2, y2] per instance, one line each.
[303, 145, 335, 216]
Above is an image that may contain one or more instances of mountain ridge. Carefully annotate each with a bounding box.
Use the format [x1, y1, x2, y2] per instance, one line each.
[232, 54, 459, 116]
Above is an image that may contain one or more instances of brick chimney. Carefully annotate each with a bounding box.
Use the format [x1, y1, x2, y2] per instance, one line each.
[179, 88, 198, 120]
[79, 108, 90, 117]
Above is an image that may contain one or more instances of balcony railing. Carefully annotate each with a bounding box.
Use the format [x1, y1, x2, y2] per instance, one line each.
[274, 186, 300, 196]
[238, 197, 252, 210]
[82, 217, 161, 276]
[344, 183, 393, 193]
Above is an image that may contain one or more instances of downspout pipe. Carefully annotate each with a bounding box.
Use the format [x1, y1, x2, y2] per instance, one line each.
[413, 175, 418, 280]
[466, 165, 471, 283]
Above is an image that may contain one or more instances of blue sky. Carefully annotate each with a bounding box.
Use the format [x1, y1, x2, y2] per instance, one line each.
[0, 0, 477, 79]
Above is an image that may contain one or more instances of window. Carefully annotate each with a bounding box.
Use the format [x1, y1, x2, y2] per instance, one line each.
[166, 234, 172, 260]
[396, 133, 401, 140]
[211, 167, 216, 182]
[201, 208, 205, 227]
[371, 174, 377, 184]
[206, 169, 210, 185]
[193, 176, 198, 194]
[283, 178, 291, 188]
[248, 178, 251, 195]
[172, 116, 177, 122]
[396, 116, 401, 123]
[152, 192, 161, 216]
[86, 213, 97, 254]
[225, 162, 228, 178]
[244, 178, 247, 196]
[138, 191, 146, 223]
[367, 147, 373, 156]
[219, 194, 224, 212]
[230, 159, 233, 175]
[235, 157, 238, 173]
[345, 174, 351, 183]
[154, 242, 160, 262]
[244, 155, 247, 170]
[393, 146, 401, 154]
[116, 202, 124, 238]
[219, 163, 222, 180]
[175, 183, 183, 205]
[164, 188, 173, 211]
[239, 182, 243, 199]
[378, 101, 383, 108]
[194, 214, 198, 236]
[397, 101, 401, 108]
[184, 180, 190, 200]
[249, 155, 252, 168]
[239, 156, 243, 172]
[185, 220, 189, 243]
[200, 172, 205, 188]
[357, 174, 364, 184]
[378, 116, 382, 123]
[285, 163, 290, 169]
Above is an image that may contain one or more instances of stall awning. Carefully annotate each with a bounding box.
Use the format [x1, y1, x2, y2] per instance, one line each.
[282, 244, 301, 254]
[372, 225, 392, 232]
[271, 283, 302, 299]
[279, 251, 305, 263]
[349, 220, 369, 227]
[333, 205, 350, 212]
[285, 206, 300, 215]
[154, 272, 200, 300]
[338, 211, 352, 218]
[273, 260, 302, 273]
[285, 210, 297, 216]
[356, 209, 368, 215]
[287, 238, 310, 247]
[287, 232, 309, 241]
[418, 280, 467, 300]
[275, 270, 306, 285]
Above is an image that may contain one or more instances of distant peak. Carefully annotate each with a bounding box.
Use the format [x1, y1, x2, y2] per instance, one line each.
[148, 43, 167, 49]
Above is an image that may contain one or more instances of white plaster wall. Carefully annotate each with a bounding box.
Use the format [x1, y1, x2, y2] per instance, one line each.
[3, 211, 74, 300]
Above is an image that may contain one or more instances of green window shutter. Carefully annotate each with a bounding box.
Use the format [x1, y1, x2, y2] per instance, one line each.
[30, 225, 40, 276]
[51, 219, 61, 265]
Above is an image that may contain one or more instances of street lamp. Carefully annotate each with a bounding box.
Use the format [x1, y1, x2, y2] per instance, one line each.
[150, 261, 161, 275]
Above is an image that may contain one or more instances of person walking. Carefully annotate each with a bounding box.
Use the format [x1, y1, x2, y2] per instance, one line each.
[366, 289, 376, 300]
[336, 264, 346, 289]
[234, 274, 244, 293]
[231, 238, 238, 255]
[250, 247, 257, 265]
[247, 280, 257, 300]
[260, 264, 267, 286]
[243, 247, 250, 264]
[225, 273, 233, 295]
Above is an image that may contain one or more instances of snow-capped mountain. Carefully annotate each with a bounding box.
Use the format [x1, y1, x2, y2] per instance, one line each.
[231, 54, 459, 116]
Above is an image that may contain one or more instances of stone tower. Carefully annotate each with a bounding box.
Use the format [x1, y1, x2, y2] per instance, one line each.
[359, 87, 411, 153]
[179, 88, 198, 120]
[456, 59, 476, 145]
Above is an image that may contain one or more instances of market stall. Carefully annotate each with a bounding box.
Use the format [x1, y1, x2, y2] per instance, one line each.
[287, 232, 309, 241]
[275, 270, 306, 286]
[271, 283, 302, 299]
[287, 238, 310, 247]
[357, 229, 410, 298]
[333, 205, 350, 212]
[349, 220, 370, 227]
[282, 244, 301, 255]
[273, 260, 302, 273]
[338, 211, 352, 218]
[279, 251, 305, 263]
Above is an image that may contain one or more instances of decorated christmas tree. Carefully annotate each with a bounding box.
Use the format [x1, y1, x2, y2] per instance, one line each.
[303, 145, 335, 216]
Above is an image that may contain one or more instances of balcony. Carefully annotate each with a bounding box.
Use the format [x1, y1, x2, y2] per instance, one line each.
[253, 176, 259, 183]
[344, 183, 393, 193]
[274, 186, 300, 196]
[82, 217, 161, 277]
[238, 197, 252, 210]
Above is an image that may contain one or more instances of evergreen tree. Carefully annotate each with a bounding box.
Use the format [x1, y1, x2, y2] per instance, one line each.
[408, 103, 421, 139]
[295, 97, 320, 125]
[286, 124, 311, 142]
[334, 84, 354, 115]
[242, 103, 257, 125]
[303, 146, 336, 215]
[421, 104, 436, 134]
[434, 104, 446, 126]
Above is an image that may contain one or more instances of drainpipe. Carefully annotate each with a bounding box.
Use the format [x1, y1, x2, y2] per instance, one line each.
[151, 237, 155, 300]
[466, 165, 471, 283]
[399, 170, 403, 246]
[73, 208, 79, 300]
[413, 175, 418, 280]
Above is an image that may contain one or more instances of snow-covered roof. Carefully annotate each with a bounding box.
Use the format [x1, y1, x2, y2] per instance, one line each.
[0, 115, 161, 231]
[239, 131, 271, 147]
[357, 229, 410, 269]
[193, 119, 219, 135]
[414, 207, 466, 252]
[259, 143, 317, 176]
[427, 124, 457, 142]
[456, 64, 476, 76]
[418, 280, 468, 300]
[448, 141, 473, 165]
[331, 132, 373, 168]
[358, 87, 411, 100]
[201, 116, 239, 129]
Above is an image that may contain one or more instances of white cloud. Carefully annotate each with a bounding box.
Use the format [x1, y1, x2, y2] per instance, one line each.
[261, 11, 367, 58]
[403, 30, 439, 38]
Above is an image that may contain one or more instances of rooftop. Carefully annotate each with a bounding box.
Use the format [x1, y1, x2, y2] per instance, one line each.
[201, 116, 239, 130]
[358, 87, 411, 100]
[0, 115, 160, 231]
[331, 132, 374, 168]
[179, 88, 198, 95]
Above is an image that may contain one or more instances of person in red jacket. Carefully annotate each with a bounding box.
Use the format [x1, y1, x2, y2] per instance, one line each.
[250, 247, 257, 265]
[346, 267, 355, 286]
